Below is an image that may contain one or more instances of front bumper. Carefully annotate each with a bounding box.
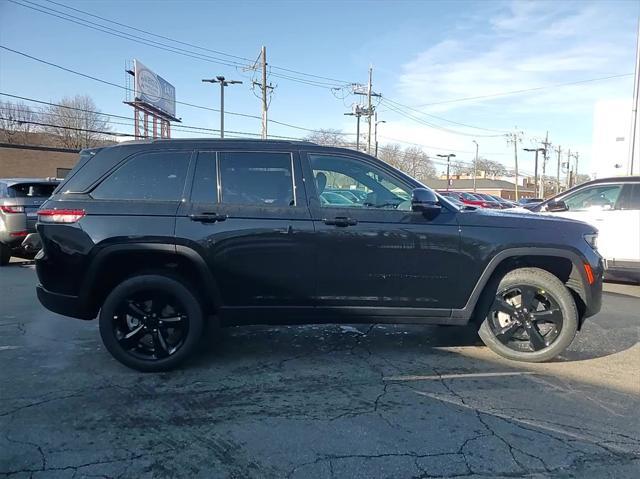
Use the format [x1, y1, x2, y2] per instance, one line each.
[36, 284, 95, 320]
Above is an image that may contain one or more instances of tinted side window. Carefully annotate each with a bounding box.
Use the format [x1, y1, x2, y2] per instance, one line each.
[92, 151, 190, 201]
[191, 152, 218, 203]
[563, 184, 622, 211]
[219, 152, 294, 206]
[618, 183, 640, 210]
[309, 154, 412, 210]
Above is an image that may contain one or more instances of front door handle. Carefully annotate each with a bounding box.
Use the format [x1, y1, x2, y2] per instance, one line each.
[324, 216, 358, 227]
[189, 212, 227, 223]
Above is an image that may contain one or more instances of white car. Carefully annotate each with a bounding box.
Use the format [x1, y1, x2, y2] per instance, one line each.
[530, 176, 640, 282]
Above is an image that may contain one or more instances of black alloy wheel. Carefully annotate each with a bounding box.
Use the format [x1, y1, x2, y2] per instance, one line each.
[478, 267, 578, 362]
[99, 275, 204, 371]
[113, 292, 188, 360]
[488, 285, 563, 352]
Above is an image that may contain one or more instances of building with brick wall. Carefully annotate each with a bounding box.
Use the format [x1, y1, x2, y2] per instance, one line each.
[0, 143, 80, 178]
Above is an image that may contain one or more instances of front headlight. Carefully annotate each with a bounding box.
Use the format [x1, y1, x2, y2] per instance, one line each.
[584, 233, 598, 250]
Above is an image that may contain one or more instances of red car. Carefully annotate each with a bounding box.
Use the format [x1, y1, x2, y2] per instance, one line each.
[438, 190, 500, 208]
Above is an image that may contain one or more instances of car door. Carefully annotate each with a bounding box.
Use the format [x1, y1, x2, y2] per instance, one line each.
[609, 182, 640, 265]
[549, 182, 625, 264]
[301, 150, 463, 313]
[175, 149, 316, 310]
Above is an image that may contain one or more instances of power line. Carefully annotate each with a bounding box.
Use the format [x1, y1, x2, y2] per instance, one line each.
[381, 97, 508, 133]
[411, 73, 634, 108]
[41, 0, 353, 85]
[0, 45, 264, 120]
[0, 47, 363, 137]
[0, 92, 339, 141]
[10, 0, 348, 89]
[381, 99, 504, 138]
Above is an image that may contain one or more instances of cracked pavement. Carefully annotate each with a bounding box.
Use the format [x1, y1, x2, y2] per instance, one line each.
[1, 261, 639, 478]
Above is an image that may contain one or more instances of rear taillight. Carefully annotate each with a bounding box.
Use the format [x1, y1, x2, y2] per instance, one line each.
[0, 205, 25, 213]
[37, 209, 85, 223]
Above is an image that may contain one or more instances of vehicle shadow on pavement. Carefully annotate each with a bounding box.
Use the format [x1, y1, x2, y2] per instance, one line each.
[193, 318, 637, 368]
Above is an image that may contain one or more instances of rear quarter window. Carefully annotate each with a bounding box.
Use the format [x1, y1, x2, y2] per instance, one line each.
[91, 151, 191, 201]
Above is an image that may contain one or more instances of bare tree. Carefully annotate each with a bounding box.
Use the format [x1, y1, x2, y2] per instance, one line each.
[41, 95, 111, 149]
[451, 156, 506, 177]
[377, 143, 403, 170]
[305, 128, 347, 147]
[0, 101, 37, 144]
[400, 146, 437, 182]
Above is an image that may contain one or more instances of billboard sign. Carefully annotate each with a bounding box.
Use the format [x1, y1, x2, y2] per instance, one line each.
[134, 59, 176, 118]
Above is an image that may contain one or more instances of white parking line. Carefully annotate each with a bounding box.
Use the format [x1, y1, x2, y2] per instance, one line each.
[384, 371, 537, 381]
[0, 346, 20, 351]
[414, 390, 634, 454]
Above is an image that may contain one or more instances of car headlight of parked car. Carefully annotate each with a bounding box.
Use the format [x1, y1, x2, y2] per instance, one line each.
[584, 233, 598, 251]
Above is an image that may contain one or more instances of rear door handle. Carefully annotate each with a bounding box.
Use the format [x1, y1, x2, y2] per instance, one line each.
[324, 216, 358, 227]
[189, 212, 227, 223]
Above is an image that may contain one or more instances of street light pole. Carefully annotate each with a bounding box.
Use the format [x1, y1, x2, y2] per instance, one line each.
[437, 153, 456, 191]
[472, 140, 479, 192]
[202, 76, 243, 138]
[374, 113, 386, 157]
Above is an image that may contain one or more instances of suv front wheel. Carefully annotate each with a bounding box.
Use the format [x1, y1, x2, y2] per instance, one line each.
[99, 274, 204, 372]
[478, 267, 578, 362]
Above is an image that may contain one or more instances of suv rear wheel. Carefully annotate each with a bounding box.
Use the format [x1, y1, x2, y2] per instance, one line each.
[99, 274, 204, 372]
[478, 267, 578, 362]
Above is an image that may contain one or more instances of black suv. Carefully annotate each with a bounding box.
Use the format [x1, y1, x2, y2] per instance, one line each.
[35, 139, 603, 371]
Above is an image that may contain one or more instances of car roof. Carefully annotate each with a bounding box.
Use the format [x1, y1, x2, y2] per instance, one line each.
[0, 178, 61, 186]
[113, 138, 317, 148]
[532, 175, 640, 210]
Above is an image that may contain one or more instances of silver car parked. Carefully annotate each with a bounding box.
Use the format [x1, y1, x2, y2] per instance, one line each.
[0, 178, 60, 265]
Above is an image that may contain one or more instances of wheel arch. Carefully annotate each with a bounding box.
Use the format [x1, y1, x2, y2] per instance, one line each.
[457, 248, 591, 327]
[80, 243, 221, 317]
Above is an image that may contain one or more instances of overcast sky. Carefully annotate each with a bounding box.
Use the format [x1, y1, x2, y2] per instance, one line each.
[1, 0, 638, 176]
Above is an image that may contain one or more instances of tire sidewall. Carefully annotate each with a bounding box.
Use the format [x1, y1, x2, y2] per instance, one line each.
[479, 268, 578, 362]
[99, 274, 204, 372]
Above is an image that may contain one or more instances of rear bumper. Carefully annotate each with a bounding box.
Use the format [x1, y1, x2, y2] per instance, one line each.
[36, 284, 95, 320]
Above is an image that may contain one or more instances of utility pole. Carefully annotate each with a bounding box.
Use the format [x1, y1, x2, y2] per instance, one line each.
[345, 106, 365, 151]
[629, 20, 640, 175]
[541, 131, 551, 198]
[555, 145, 562, 195]
[367, 67, 373, 153]
[573, 152, 580, 185]
[524, 147, 545, 198]
[437, 153, 456, 191]
[472, 140, 479, 192]
[565, 149, 572, 189]
[261, 46, 268, 139]
[506, 131, 522, 200]
[374, 112, 386, 157]
[352, 70, 381, 154]
[201, 76, 242, 138]
[246, 46, 274, 139]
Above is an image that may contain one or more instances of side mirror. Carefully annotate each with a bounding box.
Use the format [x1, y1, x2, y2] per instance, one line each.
[411, 188, 441, 219]
[546, 200, 568, 212]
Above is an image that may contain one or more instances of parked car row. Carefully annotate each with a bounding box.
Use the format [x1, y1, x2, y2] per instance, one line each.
[437, 190, 518, 209]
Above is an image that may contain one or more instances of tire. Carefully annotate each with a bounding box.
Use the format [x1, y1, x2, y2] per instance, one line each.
[99, 274, 204, 372]
[478, 267, 578, 362]
[0, 244, 11, 266]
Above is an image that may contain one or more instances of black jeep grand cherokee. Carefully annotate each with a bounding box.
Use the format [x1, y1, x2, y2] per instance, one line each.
[35, 139, 602, 371]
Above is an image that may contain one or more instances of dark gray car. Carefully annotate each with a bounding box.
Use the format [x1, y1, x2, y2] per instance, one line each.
[0, 178, 59, 265]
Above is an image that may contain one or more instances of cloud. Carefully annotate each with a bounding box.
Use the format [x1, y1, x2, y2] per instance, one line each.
[379, 1, 638, 175]
[397, 0, 635, 115]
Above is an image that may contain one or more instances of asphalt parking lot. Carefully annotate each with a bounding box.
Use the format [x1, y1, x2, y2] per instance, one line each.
[1, 260, 639, 478]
